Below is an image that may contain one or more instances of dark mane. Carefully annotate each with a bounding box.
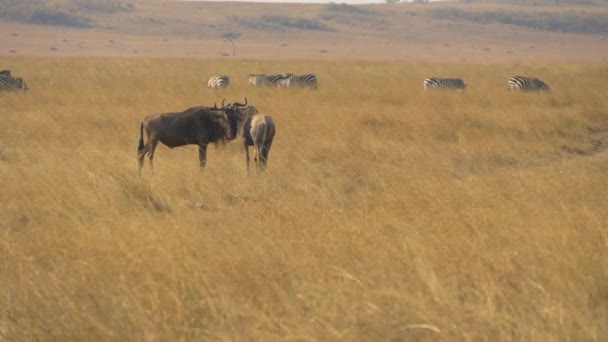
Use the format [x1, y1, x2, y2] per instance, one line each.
[202, 110, 232, 146]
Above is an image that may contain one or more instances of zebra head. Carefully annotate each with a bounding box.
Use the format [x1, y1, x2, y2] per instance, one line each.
[247, 74, 261, 85]
[16, 77, 28, 92]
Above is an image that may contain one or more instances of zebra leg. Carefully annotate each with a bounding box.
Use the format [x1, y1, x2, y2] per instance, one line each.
[198, 144, 208, 170]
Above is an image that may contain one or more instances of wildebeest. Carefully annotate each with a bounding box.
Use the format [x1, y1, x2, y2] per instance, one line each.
[137, 105, 235, 172]
[222, 98, 276, 172]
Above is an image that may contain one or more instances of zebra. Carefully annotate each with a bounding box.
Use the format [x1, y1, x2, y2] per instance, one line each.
[0, 72, 28, 92]
[508, 76, 550, 92]
[277, 74, 318, 89]
[423, 77, 466, 90]
[247, 73, 292, 87]
[207, 75, 230, 89]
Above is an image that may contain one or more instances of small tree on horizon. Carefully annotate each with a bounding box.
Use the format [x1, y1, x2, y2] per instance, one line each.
[221, 32, 241, 57]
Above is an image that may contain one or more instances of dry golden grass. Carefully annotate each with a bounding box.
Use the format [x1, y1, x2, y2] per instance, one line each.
[1, 57, 608, 341]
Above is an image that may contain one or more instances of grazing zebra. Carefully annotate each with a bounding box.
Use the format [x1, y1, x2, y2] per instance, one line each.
[423, 77, 466, 90]
[207, 75, 230, 89]
[0, 72, 28, 92]
[508, 76, 550, 92]
[247, 73, 292, 87]
[277, 74, 318, 89]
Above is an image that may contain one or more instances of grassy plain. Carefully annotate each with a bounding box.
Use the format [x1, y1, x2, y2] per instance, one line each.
[1, 57, 608, 340]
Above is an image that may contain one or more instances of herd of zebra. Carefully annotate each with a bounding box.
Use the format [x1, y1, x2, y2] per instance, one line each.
[1, 70, 548, 93]
[423, 75, 550, 91]
[0, 70, 28, 92]
[207, 73, 318, 89]
[207, 73, 549, 91]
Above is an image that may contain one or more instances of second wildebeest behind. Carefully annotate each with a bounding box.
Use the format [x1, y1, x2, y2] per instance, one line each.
[223, 98, 276, 173]
[137, 105, 235, 172]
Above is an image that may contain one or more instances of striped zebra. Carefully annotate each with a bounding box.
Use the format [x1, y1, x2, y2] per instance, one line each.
[508, 76, 550, 92]
[207, 75, 230, 89]
[247, 73, 292, 87]
[0, 71, 28, 92]
[277, 74, 318, 89]
[423, 77, 466, 90]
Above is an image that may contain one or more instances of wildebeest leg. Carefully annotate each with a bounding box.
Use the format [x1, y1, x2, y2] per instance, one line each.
[244, 143, 250, 174]
[260, 141, 273, 171]
[253, 144, 262, 173]
[138, 143, 149, 172]
[148, 139, 159, 174]
[137, 122, 148, 172]
[198, 144, 208, 170]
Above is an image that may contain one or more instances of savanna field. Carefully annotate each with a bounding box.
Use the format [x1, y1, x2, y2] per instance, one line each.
[1, 57, 607, 341]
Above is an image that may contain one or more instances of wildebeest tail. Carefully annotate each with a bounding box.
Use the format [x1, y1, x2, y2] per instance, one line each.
[260, 122, 270, 160]
[137, 121, 144, 154]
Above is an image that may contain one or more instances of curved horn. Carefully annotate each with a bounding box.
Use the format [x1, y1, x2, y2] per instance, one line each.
[234, 97, 248, 107]
[221, 99, 226, 107]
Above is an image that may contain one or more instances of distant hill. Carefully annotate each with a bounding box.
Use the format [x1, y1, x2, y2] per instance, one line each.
[1, 0, 607, 61]
[2, 0, 607, 35]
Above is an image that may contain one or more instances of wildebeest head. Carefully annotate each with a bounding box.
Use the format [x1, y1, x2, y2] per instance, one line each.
[222, 97, 258, 137]
[209, 109, 234, 143]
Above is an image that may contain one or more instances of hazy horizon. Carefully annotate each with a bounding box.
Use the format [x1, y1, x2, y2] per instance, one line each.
[179, 0, 389, 4]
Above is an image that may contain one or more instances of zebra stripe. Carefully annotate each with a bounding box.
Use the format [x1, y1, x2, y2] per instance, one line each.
[207, 75, 230, 89]
[0, 75, 27, 92]
[508, 76, 550, 92]
[423, 77, 466, 90]
[278, 74, 318, 89]
[248, 74, 292, 87]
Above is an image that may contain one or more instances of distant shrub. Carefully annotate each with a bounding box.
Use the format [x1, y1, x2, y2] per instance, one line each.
[29, 10, 91, 27]
[231, 15, 332, 32]
[264, 16, 331, 31]
[325, 3, 375, 15]
[0, 0, 93, 27]
[72, 0, 135, 14]
[229, 16, 276, 31]
[429, 8, 608, 35]
[319, 2, 386, 29]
